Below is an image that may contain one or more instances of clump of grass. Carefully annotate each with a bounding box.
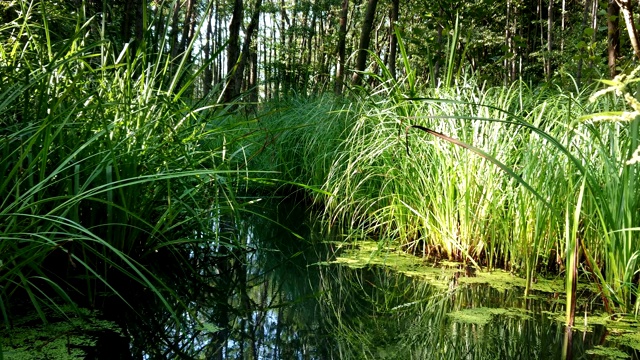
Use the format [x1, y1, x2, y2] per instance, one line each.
[316, 71, 640, 314]
[228, 95, 351, 201]
[0, 0, 247, 326]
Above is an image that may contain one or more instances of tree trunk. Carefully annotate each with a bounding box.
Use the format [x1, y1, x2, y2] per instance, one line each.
[249, 49, 259, 102]
[560, 0, 566, 53]
[262, 11, 270, 99]
[388, 0, 399, 80]
[204, 5, 214, 96]
[169, 0, 182, 59]
[178, 0, 197, 57]
[608, 0, 621, 78]
[505, 0, 512, 84]
[352, 0, 380, 86]
[614, 0, 640, 59]
[152, 2, 164, 56]
[233, 0, 262, 98]
[134, 0, 143, 47]
[224, 0, 243, 102]
[546, 0, 553, 81]
[280, 0, 290, 96]
[335, 0, 349, 94]
[576, 0, 589, 87]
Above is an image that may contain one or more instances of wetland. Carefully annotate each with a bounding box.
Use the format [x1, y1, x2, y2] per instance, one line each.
[3, 200, 639, 359]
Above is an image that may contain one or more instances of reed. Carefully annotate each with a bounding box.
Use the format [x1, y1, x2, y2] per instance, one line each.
[0, 0, 250, 325]
[314, 76, 639, 313]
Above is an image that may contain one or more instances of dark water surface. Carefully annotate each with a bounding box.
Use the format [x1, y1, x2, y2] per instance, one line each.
[88, 200, 640, 359]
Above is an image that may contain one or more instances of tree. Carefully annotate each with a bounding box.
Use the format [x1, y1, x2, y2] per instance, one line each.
[608, 0, 620, 78]
[225, 0, 243, 102]
[388, 0, 399, 80]
[335, 0, 349, 94]
[546, 0, 553, 81]
[352, 0, 380, 86]
[614, 0, 640, 60]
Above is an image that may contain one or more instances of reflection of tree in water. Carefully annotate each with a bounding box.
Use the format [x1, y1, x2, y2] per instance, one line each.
[106, 200, 632, 359]
[110, 199, 331, 359]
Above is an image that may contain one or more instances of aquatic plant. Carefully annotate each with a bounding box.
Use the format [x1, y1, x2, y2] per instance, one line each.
[315, 71, 640, 315]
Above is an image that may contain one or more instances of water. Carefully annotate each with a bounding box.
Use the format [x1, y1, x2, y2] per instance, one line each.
[21, 198, 639, 359]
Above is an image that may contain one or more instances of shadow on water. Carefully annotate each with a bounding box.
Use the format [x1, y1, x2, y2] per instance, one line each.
[101, 198, 639, 360]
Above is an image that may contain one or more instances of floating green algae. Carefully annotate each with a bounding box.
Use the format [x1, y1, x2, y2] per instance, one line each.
[447, 307, 531, 325]
[332, 240, 569, 293]
[331, 240, 458, 290]
[1, 305, 122, 360]
[543, 309, 640, 347]
[612, 331, 640, 351]
[586, 345, 631, 359]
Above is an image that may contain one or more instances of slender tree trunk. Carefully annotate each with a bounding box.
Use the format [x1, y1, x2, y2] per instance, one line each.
[169, 0, 182, 59]
[134, 0, 144, 47]
[576, 0, 589, 87]
[215, 0, 223, 84]
[615, 0, 640, 59]
[232, 0, 262, 99]
[505, 0, 512, 84]
[178, 0, 197, 57]
[152, 3, 164, 56]
[224, 0, 243, 102]
[560, 0, 566, 53]
[280, 0, 289, 96]
[122, 0, 132, 43]
[546, 0, 553, 81]
[335, 0, 349, 94]
[262, 11, 270, 99]
[513, 4, 520, 80]
[388, 0, 399, 80]
[249, 50, 258, 101]
[608, 0, 621, 78]
[204, 5, 214, 96]
[589, 0, 598, 71]
[304, 12, 316, 92]
[273, 13, 280, 100]
[434, 9, 444, 83]
[352, 0, 380, 86]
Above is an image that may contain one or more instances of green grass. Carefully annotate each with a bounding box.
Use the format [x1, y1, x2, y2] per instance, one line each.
[0, 0, 254, 327]
[3, 0, 640, 337]
[245, 74, 640, 315]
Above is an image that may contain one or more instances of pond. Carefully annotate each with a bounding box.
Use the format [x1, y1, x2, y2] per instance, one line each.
[3, 199, 640, 359]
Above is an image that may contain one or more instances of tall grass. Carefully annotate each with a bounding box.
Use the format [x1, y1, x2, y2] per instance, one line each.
[0, 0, 249, 326]
[212, 24, 640, 316]
[313, 77, 639, 314]
[241, 64, 639, 314]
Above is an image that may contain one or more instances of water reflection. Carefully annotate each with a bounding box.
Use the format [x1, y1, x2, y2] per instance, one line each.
[108, 199, 639, 359]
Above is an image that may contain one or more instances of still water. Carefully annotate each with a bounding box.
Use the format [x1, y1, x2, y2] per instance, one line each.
[103, 199, 638, 359]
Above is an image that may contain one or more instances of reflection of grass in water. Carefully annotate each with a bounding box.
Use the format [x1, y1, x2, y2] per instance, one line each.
[331, 239, 640, 355]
